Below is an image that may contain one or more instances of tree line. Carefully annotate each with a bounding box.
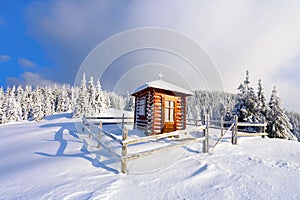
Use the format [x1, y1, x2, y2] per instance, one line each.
[0, 74, 133, 124]
[0, 72, 299, 141]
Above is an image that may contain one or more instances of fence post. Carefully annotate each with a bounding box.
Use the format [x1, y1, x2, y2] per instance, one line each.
[232, 115, 238, 145]
[262, 117, 265, 138]
[82, 116, 85, 133]
[202, 114, 208, 153]
[121, 127, 128, 173]
[206, 114, 209, 152]
[97, 121, 102, 148]
[122, 113, 125, 130]
[87, 119, 91, 138]
[221, 116, 224, 136]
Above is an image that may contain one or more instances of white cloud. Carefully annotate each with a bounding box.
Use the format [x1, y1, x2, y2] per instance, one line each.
[6, 72, 62, 88]
[0, 55, 10, 63]
[17, 58, 37, 69]
[21, 72, 61, 87]
[24, 0, 300, 112]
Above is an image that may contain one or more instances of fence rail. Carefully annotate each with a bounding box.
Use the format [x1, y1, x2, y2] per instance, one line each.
[82, 114, 210, 174]
[231, 115, 268, 144]
[188, 115, 268, 145]
[82, 114, 268, 173]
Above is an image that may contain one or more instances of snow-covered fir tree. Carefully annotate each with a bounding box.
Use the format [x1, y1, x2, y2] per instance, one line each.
[232, 70, 261, 124]
[87, 76, 97, 115]
[69, 86, 76, 112]
[266, 86, 297, 141]
[43, 87, 54, 117]
[16, 85, 24, 120]
[65, 86, 73, 111]
[286, 111, 300, 141]
[56, 84, 69, 113]
[73, 73, 89, 117]
[0, 75, 116, 122]
[109, 92, 125, 110]
[257, 79, 269, 117]
[124, 91, 134, 111]
[31, 86, 45, 121]
[187, 90, 237, 121]
[25, 85, 34, 120]
[104, 91, 111, 109]
[5, 86, 20, 122]
[95, 79, 106, 113]
[0, 87, 5, 124]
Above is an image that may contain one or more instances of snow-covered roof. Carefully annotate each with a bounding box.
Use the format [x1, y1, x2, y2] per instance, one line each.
[132, 80, 193, 96]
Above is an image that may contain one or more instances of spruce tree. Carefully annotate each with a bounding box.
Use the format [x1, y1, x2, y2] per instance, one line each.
[95, 79, 106, 114]
[44, 87, 54, 117]
[124, 91, 134, 111]
[5, 86, 20, 122]
[266, 86, 297, 140]
[87, 76, 97, 115]
[31, 86, 45, 121]
[232, 70, 260, 125]
[56, 84, 68, 113]
[257, 79, 269, 117]
[0, 87, 5, 124]
[73, 73, 88, 117]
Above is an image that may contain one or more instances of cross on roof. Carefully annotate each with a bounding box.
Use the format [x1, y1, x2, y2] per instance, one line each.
[158, 72, 163, 80]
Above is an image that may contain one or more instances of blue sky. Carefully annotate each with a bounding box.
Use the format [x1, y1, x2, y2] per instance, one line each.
[0, 1, 51, 86]
[0, 0, 300, 112]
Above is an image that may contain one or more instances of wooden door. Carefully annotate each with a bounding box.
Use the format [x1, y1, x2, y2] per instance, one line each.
[163, 97, 176, 133]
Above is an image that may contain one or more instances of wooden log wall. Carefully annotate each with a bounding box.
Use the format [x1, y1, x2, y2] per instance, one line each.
[183, 96, 187, 129]
[135, 95, 147, 129]
[146, 91, 153, 134]
[152, 93, 162, 134]
[175, 96, 184, 130]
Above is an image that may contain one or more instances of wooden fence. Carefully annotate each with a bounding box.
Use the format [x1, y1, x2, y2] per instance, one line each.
[82, 114, 209, 174]
[230, 115, 268, 145]
[189, 115, 268, 145]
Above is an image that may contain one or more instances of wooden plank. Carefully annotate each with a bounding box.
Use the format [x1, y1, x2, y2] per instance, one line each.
[152, 119, 162, 123]
[123, 126, 206, 146]
[101, 128, 120, 142]
[137, 125, 147, 129]
[125, 137, 206, 161]
[136, 122, 147, 126]
[210, 119, 221, 123]
[121, 128, 128, 173]
[237, 123, 267, 127]
[237, 132, 268, 137]
[85, 116, 134, 120]
[84, 127, 121, 158]
[136, 120, 147, 123]
[122, 131, 180, 145]
[84, 119, 120, 142]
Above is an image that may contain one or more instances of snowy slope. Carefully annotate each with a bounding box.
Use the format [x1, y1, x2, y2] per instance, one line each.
[0, 112, 299, 200]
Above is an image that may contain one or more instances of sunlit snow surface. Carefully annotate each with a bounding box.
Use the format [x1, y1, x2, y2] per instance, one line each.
[0, 112, 299, 200]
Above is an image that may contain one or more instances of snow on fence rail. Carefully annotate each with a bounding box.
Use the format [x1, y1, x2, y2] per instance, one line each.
[187, 117, 232, 136]
[82, 115, 209, 174]
[209, 115, 268, 145]
[188, 115, 268, 145]
[231, 115, 268, 144]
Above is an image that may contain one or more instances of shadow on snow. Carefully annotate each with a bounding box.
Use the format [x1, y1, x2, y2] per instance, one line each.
[35, 122, 119, 174]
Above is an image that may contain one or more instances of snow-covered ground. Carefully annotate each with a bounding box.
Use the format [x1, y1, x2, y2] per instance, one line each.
[0, 112, 299, 200]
